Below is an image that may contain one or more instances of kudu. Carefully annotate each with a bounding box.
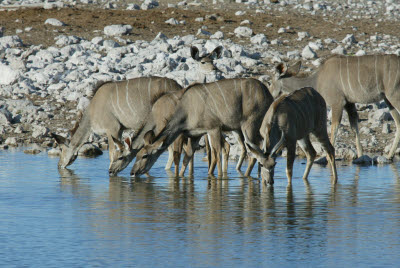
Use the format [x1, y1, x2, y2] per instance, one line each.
[130, 78, 274, 178]
[191, 45, 248, 172]
[246, 87, 338, 185]
[52, 77, 182, 176]
[167, 45, 244, 176]
[109, 46, 232, 177]
[270, 55, 400, 159]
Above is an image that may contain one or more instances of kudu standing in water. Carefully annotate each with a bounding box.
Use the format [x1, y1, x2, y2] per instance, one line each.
[270, 55, 400, 159]
[109, 46, 232, 177]
[52, 77, 182, 176]
[191, 46, 248, 172]
[131, 78, 274, 177]
[246, 87, 338, 185]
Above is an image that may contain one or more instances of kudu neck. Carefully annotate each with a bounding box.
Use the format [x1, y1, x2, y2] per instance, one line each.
[281, 71, 318, 92]
[69, 111, 91, 148]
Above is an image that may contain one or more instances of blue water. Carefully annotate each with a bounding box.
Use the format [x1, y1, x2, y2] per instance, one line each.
[1, 148, 399, 267]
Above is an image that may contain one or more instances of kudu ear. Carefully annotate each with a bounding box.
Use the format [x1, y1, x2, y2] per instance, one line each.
[157, 135, 167, 150]
[243, 132, 266, 159]
[143, 130, 156, 145]
[70, 111, 83, 136]
[124, 136, 132, 149]
[245, 140, 266, 164]
[190, 46, 200, 61]
[275, 62, 288, 76]
[112, 136, 125, 151]
[51, 133, 69, 146]
[211, 46, 223, 59]
[287, 61, 302, 76]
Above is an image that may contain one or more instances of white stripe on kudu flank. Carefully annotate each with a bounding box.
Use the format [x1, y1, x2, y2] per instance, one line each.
[347, 57, 354, 97]
[357, 57, 366, 93]
[148, 78, 152, 100]
[202, 84, 223, 118]
[110, 87, 118, 116]
[375, 55, 380, 94]
[234, 80, 238, 97]
[126, 79, 137, 115]
[115, 83, 124, 115]
[394, 59, 400, 91]
[216, 82, 233, 114]
[137, 79, 144, 109]
[387, 57, 391, 90]
[339, 57, 346, 94]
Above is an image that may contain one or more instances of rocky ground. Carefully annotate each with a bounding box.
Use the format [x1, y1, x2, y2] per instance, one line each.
[0, 0, 400, 165]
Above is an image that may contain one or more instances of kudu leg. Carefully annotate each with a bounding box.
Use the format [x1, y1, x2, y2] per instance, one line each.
[222, 137, 230, 174]
[165, 146, 174, 170]
[232, 131, 247, 171]
[204, 135, 211, 169]
[298, 136, 316, 182]
[384, 96, 400, 159]
[329, 106, 344, 149]
[172, 135, 185, 176]
[208, 129, 223, 177]
[180, 137, 201, 177]
[344, 102, 363, 157]
[315, 131, 338, 184]
[241, 124, 261, 177]
[286, 141, 296, 185]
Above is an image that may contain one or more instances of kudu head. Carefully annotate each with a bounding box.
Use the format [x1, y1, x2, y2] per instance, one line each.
[130, 130, 167, 176]
[270, 61, 302, 98]
[52, 116, 82, 169]
[52, 133, 78, 169]
[190, 46, 223, 73]
[245, 140, 277, 185]
[108, 136, 136, 176]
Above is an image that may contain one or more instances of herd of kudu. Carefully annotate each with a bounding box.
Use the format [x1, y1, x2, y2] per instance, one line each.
[52, 46, 400, 186]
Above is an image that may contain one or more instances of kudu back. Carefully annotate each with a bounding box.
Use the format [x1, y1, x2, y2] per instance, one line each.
[246, 87, 338, 185]
[52, 77, 182, 175]
[271, 55, 400, 159]
[131, 78, 274, 177]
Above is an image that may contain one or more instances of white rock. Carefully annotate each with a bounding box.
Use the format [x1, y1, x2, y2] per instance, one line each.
[298, 31, 310, 40]
[0, 107, 12, 125]
[0, 63, 19, 85]
[127, 3, 140, 10]
[373, 156, 391, 165]
[104, 24, 133, 36]
[45, 18, 65, 27]
[211, 31, 224, 39]
[342, 34, 356, 45]
[141, 0, 159, 10]
[0, 35, 23, 49]
[287, 50, 300, 60]
[277, 27, 287, 33]
[355, 50, 366, 56]
[165, 18, 179, 25]
[250, 34, 268, 45]
[48, 147, 61, 156]
[197, 29, 211, 36]
[235, 11, 246, 16]
[5, 137, 18, 146]
[331, 45, 346, 55]
[32, 125, 50, 139]
[308, 41, 323, 51]
[78, 143, 103, 157]
[77, 97, 90, 111]
[302, 45, 317, 59]
[234, 26, 253, 38]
